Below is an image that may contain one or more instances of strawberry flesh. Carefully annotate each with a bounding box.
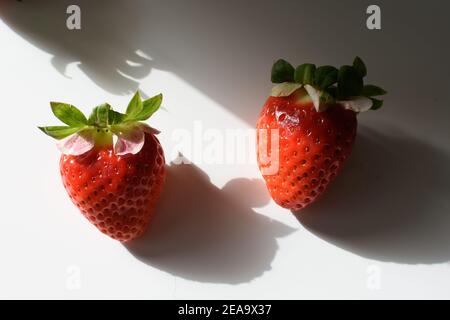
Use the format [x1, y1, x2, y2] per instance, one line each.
[60, 133, 165, 241]
[257, 94, 357, 210]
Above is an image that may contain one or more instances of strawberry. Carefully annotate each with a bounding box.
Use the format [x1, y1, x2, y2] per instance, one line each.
[257, 57, 386, 211]
[39, 91, 166, 241]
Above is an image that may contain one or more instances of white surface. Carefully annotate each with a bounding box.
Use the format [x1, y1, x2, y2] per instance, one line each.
[1, 0, 450, 299]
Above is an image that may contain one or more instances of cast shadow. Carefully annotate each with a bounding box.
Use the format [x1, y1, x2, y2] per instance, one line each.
[0, 0, 154, 94]
[295, 127, 450, 264]
[6, 0, 439, 124]
[125, 160, 295, 284]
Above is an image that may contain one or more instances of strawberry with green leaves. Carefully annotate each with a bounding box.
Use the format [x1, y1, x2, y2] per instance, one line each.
[39, 91, 166, 241]
[257, 57, 386, 210]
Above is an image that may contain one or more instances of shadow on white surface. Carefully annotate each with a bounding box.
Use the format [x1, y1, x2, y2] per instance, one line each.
[3, 0, 450, 267]
[295, 126, 450, 264]
[125, 160, 295, 284]
[1, 0, 152, 95]
[2, 0, 450, 126]
[4, 0, 438, 124]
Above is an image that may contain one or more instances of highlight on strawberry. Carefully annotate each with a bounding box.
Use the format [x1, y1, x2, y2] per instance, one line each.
[256, 57, 386, 211]
[39, 91, 166, 242]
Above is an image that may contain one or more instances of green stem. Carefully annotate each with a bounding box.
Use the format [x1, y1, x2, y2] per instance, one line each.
[89, 126, 113, 148]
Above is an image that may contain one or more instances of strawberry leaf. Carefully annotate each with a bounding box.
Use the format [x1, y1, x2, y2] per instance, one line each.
[370, 98, 384, 110]
[133, 94, 163, 121]
[353, 56, 367, 78]
[88, 103, 111, 127]
[271, 59, 295, 83]
[314, 66, 338, 89]
[362, 85, 387, 96]
[326, 86, 338, 97]
[112, 123, 146, 156]
[319, 90, 335, 104]
[294, 64, 316, 85]
[108, 109, 126, 125]
[270, 83, 302, 97]
[50, 102, 87, 127]
[38, 126, 83, 140]
[125, 91, 143, 118]
[269, 56, 386, 112]
[57, 130, 95, 156]
[339, 96, 373, 112]
[337, 65, 363, 99]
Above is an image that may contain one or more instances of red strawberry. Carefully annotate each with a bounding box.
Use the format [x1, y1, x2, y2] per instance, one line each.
[39, 91, 166, 241]
[257, 57, 386, 210]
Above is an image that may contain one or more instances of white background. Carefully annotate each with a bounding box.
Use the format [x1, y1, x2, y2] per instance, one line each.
[1, 0, 450, 299]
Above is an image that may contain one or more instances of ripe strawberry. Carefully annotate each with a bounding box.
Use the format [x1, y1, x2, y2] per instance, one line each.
[39, 91, 166, 241]
[257, 57, 386, 211]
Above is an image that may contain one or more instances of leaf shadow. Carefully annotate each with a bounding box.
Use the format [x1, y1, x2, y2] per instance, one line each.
[1, 0, 154, 95]
[5, 0, 441, 124]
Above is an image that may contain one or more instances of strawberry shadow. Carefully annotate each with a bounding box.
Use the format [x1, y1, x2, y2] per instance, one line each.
[294, 126, 450, 264]
[124, 161, 295, 284]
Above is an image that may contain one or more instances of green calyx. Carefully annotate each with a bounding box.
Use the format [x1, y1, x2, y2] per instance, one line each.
[38, 91, 163, 141]
[271, 57, 387, 110]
